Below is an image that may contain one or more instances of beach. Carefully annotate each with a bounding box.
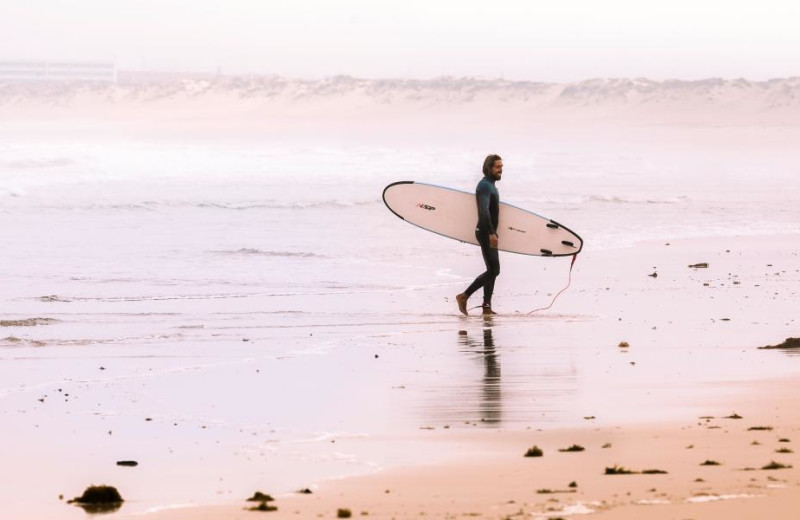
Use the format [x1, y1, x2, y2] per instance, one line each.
[137, 374, 800, 520]
[1, 75, 799, 519]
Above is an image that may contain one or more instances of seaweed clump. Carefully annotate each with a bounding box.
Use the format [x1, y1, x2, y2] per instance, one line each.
[67, 485, 124, 513]
[536, 488, 576, 494]
[605, 465, 667, 475]
[247, 492, 275, 502]
[605, 465, 634, 475]
[249, 502, 277, 512]
[762, 461, 793, 470]
[759, 338, 800, 349]
[524, 446, 544, 457]
[246, 491, 277, 512]
[559, 444, 585, 452]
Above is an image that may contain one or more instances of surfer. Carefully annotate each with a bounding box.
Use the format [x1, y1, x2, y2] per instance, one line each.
[456, 154, 502, 316]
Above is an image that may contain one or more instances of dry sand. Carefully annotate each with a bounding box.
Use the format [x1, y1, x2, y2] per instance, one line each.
[127, 377, 800, 519]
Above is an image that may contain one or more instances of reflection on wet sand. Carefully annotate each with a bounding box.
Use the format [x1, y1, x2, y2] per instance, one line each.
[415, 319, 582, 428]
[71, 502, 123, 515]
[458, 324, 502, 424]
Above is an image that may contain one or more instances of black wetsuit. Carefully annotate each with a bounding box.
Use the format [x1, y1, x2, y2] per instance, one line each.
[464, 176, 500, 306]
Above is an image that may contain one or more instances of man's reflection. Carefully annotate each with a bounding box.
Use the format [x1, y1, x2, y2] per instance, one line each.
[458, 326, 502, 424]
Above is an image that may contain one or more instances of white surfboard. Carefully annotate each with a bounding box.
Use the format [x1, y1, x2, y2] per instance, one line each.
[382, 181, 583, 257]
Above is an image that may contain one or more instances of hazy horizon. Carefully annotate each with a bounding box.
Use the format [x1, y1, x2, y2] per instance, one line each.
[2, 63, 797, 84]
[2, 1, 799, 82]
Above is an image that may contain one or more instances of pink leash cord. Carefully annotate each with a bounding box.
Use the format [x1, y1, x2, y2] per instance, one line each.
[527, 254, 578, 315]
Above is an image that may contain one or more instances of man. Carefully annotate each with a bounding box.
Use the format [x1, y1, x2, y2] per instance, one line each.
[456, 154, 502, 316]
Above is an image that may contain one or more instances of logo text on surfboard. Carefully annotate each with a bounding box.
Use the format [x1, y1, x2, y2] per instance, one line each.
[417, 203, 436, 211]
[508, 226, 526, 234]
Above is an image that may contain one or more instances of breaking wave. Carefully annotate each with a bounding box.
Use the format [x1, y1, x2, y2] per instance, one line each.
[516, 194, 690, 205]
[25, 199, 379, 212]
[211, 248, 325, 258]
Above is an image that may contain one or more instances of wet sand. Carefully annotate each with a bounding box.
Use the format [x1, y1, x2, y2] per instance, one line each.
[128, 234, 800, 519]
[2, 233, 798, 519]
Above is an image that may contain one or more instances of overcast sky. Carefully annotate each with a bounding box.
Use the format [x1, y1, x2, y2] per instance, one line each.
[2, 0, 799, 81]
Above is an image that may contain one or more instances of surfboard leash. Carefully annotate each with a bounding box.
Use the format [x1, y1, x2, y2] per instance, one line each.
[526, 253, 578, 315]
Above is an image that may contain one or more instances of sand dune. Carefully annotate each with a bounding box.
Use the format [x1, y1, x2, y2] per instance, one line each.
[2, 74, 800, 127]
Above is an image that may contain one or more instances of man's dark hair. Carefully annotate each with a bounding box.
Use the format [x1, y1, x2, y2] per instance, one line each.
[482, 154, 502, 176]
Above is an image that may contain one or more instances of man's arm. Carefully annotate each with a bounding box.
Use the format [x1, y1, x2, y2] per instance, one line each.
[477, 183, 495, 235]
[477, 183, 498, 247]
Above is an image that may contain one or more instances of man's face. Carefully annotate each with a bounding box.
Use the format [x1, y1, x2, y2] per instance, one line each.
[491, 159, 503, 180]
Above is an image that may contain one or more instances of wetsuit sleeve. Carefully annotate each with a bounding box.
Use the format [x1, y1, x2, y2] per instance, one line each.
[477, 183, 496, 235]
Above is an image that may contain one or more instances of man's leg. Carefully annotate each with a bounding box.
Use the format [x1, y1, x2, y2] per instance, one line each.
[457, 271, 486, 315]
[479, 239, 500, 313]
[457, 233, 498, 315]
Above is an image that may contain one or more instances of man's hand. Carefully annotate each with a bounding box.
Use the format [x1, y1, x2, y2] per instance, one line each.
[489, 234, 498, 248]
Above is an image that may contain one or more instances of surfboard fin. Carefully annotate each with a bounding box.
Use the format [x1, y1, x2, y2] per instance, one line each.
[540, 249, 553, 256]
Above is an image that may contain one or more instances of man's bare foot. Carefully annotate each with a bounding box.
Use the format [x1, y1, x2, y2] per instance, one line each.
[456, 293, 469, 316]
[481, 304, 497, 316]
